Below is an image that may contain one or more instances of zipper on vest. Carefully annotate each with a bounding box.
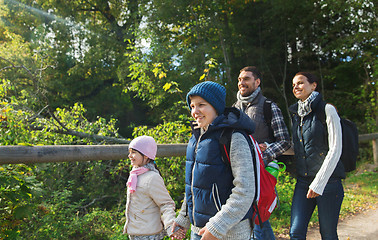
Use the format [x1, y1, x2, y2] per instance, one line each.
[191, 162, 197, 226]
[300, 118, 309, 175]
[191, 134, 202, 227]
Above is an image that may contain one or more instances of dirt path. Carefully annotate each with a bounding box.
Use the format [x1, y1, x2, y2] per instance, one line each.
[306, 204, 378, 240]
[277, 203, 378, 240]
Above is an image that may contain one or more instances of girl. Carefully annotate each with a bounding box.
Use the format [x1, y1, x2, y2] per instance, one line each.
[289, 72, 344, 239]
[172, 81, 257, 240]
[123, 135, 179, 240]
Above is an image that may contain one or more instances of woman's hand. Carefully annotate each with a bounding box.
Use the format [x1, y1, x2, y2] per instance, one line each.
[307, 188, 320, 198]
[170, 222, 187, 240]
[198, 227, 218, 240]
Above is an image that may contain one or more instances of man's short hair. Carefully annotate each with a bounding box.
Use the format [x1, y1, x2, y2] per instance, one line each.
[240, 66, 261, 80]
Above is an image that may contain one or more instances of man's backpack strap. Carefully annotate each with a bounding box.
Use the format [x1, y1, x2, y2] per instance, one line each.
[263, 99, 275, 141]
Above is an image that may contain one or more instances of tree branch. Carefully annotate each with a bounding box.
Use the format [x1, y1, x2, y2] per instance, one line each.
[82, 195, 111, 209]
[1, 57, 127, 144]
[29, 124, 129, 144]
[0, 57, 35, 79]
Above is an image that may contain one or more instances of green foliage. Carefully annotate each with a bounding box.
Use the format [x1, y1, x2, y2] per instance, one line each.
[117, 40, 189, 124]
[0, 79, 128, 239]
[1, 0, 376, 134]
[269, 172, 296, 234]
[0, 0, 137, 136]
[0, 164, 42, 239]
[340, 144, 378, 218]
[342, 170, 378, 216]
[139, 0, 376, 131]
[17, 190, 126, 240]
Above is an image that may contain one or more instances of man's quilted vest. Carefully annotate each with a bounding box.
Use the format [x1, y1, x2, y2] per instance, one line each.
[235, 92, 272, 144]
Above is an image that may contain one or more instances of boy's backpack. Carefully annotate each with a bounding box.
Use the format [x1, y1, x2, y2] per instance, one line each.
[316, 101, 359, 172]
[219, 128, 278, 225]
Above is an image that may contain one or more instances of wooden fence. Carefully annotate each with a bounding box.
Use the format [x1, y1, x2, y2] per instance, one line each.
[0, 133, 377, 165]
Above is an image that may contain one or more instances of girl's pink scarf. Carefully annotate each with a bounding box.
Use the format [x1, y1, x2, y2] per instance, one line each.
[127, 167, 149, 194]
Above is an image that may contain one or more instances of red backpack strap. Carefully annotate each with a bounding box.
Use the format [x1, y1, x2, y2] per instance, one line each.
[219, 128, 234, 165]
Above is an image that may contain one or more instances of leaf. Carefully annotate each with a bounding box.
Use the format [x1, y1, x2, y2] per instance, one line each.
[159, 72, 166, 79]
[13, 205, 33, 220]
[17, 143, 33, 146]
[163, 83, 172, 91]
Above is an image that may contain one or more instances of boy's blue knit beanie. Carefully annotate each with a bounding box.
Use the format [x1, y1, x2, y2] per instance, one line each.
[186, 81, 226, 114]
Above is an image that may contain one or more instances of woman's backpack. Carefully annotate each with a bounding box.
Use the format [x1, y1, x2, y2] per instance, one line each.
[316, 102, 359, 172]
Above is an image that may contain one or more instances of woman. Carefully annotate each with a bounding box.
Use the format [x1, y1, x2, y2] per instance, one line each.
[289, 72, 345, 240]
[172, 81, 257, 240]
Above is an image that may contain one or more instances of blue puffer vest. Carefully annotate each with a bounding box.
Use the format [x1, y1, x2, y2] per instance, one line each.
[185, 107, 255, 227]
[289, 94, 345, 178]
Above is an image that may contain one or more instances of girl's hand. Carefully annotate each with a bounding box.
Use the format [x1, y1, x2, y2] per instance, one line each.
[307, 188, 320, 198]
[198, 227, 218, 240]
[170, 222, 187, 240]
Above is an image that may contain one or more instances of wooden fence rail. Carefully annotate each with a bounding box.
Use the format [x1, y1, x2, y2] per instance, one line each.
[0, 133, 377, 165]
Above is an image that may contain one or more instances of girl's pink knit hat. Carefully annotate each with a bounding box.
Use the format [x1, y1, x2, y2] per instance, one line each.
[129, 135, 157, 160]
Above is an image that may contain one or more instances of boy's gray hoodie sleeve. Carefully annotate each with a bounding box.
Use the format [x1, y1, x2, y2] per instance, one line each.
[205, 131, 256, 238]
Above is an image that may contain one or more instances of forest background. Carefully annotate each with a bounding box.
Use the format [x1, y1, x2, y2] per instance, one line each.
[0, 0, 377, 239]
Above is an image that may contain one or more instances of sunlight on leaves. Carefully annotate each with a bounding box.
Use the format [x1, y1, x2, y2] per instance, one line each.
[163, 83, 172, 91]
